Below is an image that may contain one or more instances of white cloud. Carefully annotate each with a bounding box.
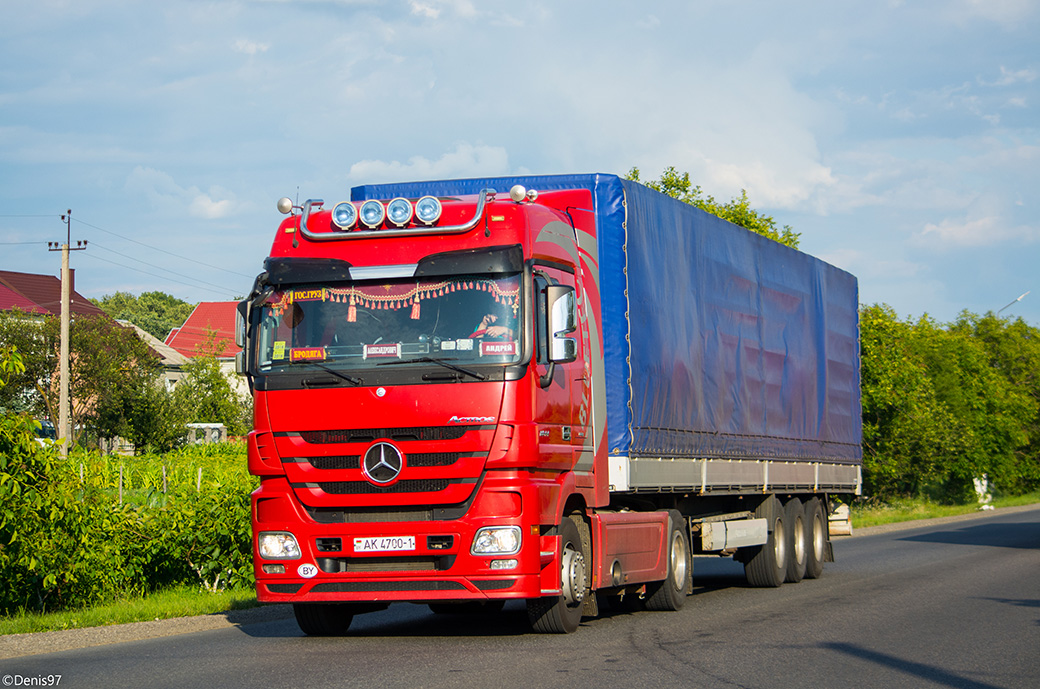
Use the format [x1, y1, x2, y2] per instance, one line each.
[124, 166, 237, 220]
[346, 143, 511, 184]
[947, 0, 1036, 27]
[233, 39, 269, 55]
[917, 215, 1040, 247]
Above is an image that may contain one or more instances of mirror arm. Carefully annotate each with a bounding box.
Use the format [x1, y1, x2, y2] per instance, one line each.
[539, 362, 555, 389]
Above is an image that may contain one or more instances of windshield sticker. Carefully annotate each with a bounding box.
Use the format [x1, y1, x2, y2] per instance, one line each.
[292, 288, 326, 302]
[455, 339, 474, 351]
[273, 341, 287, 360]
[480, 341, 518, 357]
[290, 347, 327, 363]
[364, 343, 402, 359]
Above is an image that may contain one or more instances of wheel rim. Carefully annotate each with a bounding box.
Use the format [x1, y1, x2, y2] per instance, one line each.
[561, 541, 586, 606]
[670, 532, 688, 588]
[792, 515, 806, 565]
[812, 512, 826, 561]
[773, 516, 786, 568]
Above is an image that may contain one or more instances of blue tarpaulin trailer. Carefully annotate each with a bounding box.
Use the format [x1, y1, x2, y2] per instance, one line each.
[354, 173, 861, 496]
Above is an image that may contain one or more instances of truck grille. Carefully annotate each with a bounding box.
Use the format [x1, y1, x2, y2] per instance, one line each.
[318, 479, 451, 494]
[300, 426, 476, 444]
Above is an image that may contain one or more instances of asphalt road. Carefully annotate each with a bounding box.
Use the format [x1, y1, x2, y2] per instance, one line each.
[2, 506, 1038, 689]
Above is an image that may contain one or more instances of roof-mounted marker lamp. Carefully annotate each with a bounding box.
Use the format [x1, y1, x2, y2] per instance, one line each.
[509, 185, 538, 203]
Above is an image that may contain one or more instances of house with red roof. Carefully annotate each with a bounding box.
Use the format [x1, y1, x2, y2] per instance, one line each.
[163, 301, 240, 358]
[164, 301, 247, 396]
[0, 269, 111, 319]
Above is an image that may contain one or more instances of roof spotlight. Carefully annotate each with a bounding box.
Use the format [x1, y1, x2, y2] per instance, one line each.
[331, 202, 358, 230]
[386, 198, 414, 228]
[359, 200, 386, 229]
[414, 196, 442, 225]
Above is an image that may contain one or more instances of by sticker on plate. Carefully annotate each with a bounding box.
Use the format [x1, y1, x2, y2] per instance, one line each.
[297, 563, 319, 578]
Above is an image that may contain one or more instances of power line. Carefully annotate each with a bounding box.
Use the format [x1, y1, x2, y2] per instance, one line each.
[72, 217, 254, 279]
[89, 241, 244, 294]
[79, 252, 241, 298]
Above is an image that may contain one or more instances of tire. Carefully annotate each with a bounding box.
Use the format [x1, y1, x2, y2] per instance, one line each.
[743, 495, 787, 588]
[645, 510, 691, 611]
[804, 498, 826, 579]
[527, 515, 587, 633]
[784, 498, 807, 583]
[293, 603, 355, 636]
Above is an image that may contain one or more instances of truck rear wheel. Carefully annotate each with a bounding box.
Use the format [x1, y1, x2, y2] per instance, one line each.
[743, 495, 787, 588]
[527, 515, 587, 633]
[804, 498, 826, 579]
[293, 603, 355, 636]
[784, 498, 807, 583]
[645, 510, 691, 611]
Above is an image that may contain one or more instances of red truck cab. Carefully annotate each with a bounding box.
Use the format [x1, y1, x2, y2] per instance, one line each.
[239, 186, 674, 634]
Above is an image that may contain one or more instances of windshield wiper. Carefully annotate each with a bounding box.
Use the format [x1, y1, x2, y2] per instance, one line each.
[378, 356, 486, 381]
[303, 363, 363, 386]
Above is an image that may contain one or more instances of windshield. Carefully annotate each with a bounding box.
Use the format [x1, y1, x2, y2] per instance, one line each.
[256, 273, 522, 372]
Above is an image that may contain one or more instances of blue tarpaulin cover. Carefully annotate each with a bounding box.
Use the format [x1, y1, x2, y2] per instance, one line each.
[354, 174, 862, 465]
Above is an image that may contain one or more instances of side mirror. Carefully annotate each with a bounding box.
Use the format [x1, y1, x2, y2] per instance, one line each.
[546, 284, 578, 364]
[235, 300, 248, 349]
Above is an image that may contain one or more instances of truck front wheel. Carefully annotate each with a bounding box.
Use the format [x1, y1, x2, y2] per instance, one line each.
[293, 603, 355, 636]
[527, 515, 587, 633]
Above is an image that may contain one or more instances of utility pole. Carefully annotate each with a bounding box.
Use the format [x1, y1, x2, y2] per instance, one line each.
[48, 210, 87, 458]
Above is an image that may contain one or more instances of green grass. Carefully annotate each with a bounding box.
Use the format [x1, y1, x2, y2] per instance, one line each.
[0, 587, 259, 636]
[850, 491, 1040, 529]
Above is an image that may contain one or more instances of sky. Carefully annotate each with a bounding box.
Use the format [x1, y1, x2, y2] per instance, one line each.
[1, 0, 1038, 327]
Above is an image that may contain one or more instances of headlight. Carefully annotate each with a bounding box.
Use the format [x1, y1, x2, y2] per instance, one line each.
[332, 202, 358, 230]
[471, 526, 521, 556]
[258, 531, 302, 559]
[359, 200, 385, 228]
[386, 197, 414, 227]
[414, 196, 442, 225]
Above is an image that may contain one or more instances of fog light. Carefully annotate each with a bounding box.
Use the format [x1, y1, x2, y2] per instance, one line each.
[490, 559, 518, 570]
[359, 200, 385, 228]
[414, 196, 442, 225]
[258, 531, 301, 559]
[386, 197, 413, 227]
[262, 564, 286, 574]
[332, 202, 358, 230]
[471, 526, 521, 555]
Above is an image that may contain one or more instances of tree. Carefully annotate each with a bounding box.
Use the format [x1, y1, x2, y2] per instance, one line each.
[626, 166, 801, 249]
[173, 354, 252, 436]
[92, 291, 196, 341]
[0, 310, 164, 448]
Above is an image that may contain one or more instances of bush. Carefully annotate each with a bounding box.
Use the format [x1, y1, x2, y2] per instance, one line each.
[0, 439, 255, 615]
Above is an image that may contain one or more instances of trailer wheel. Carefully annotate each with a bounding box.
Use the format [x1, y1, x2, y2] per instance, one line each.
[527, 515, 587, 633]
[784, 498, 807, 583]
[645, 510, 691, 611]
[743, 495, 787, 588]
[293, 603, 354, 636]
[804, 498, 826, 579]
